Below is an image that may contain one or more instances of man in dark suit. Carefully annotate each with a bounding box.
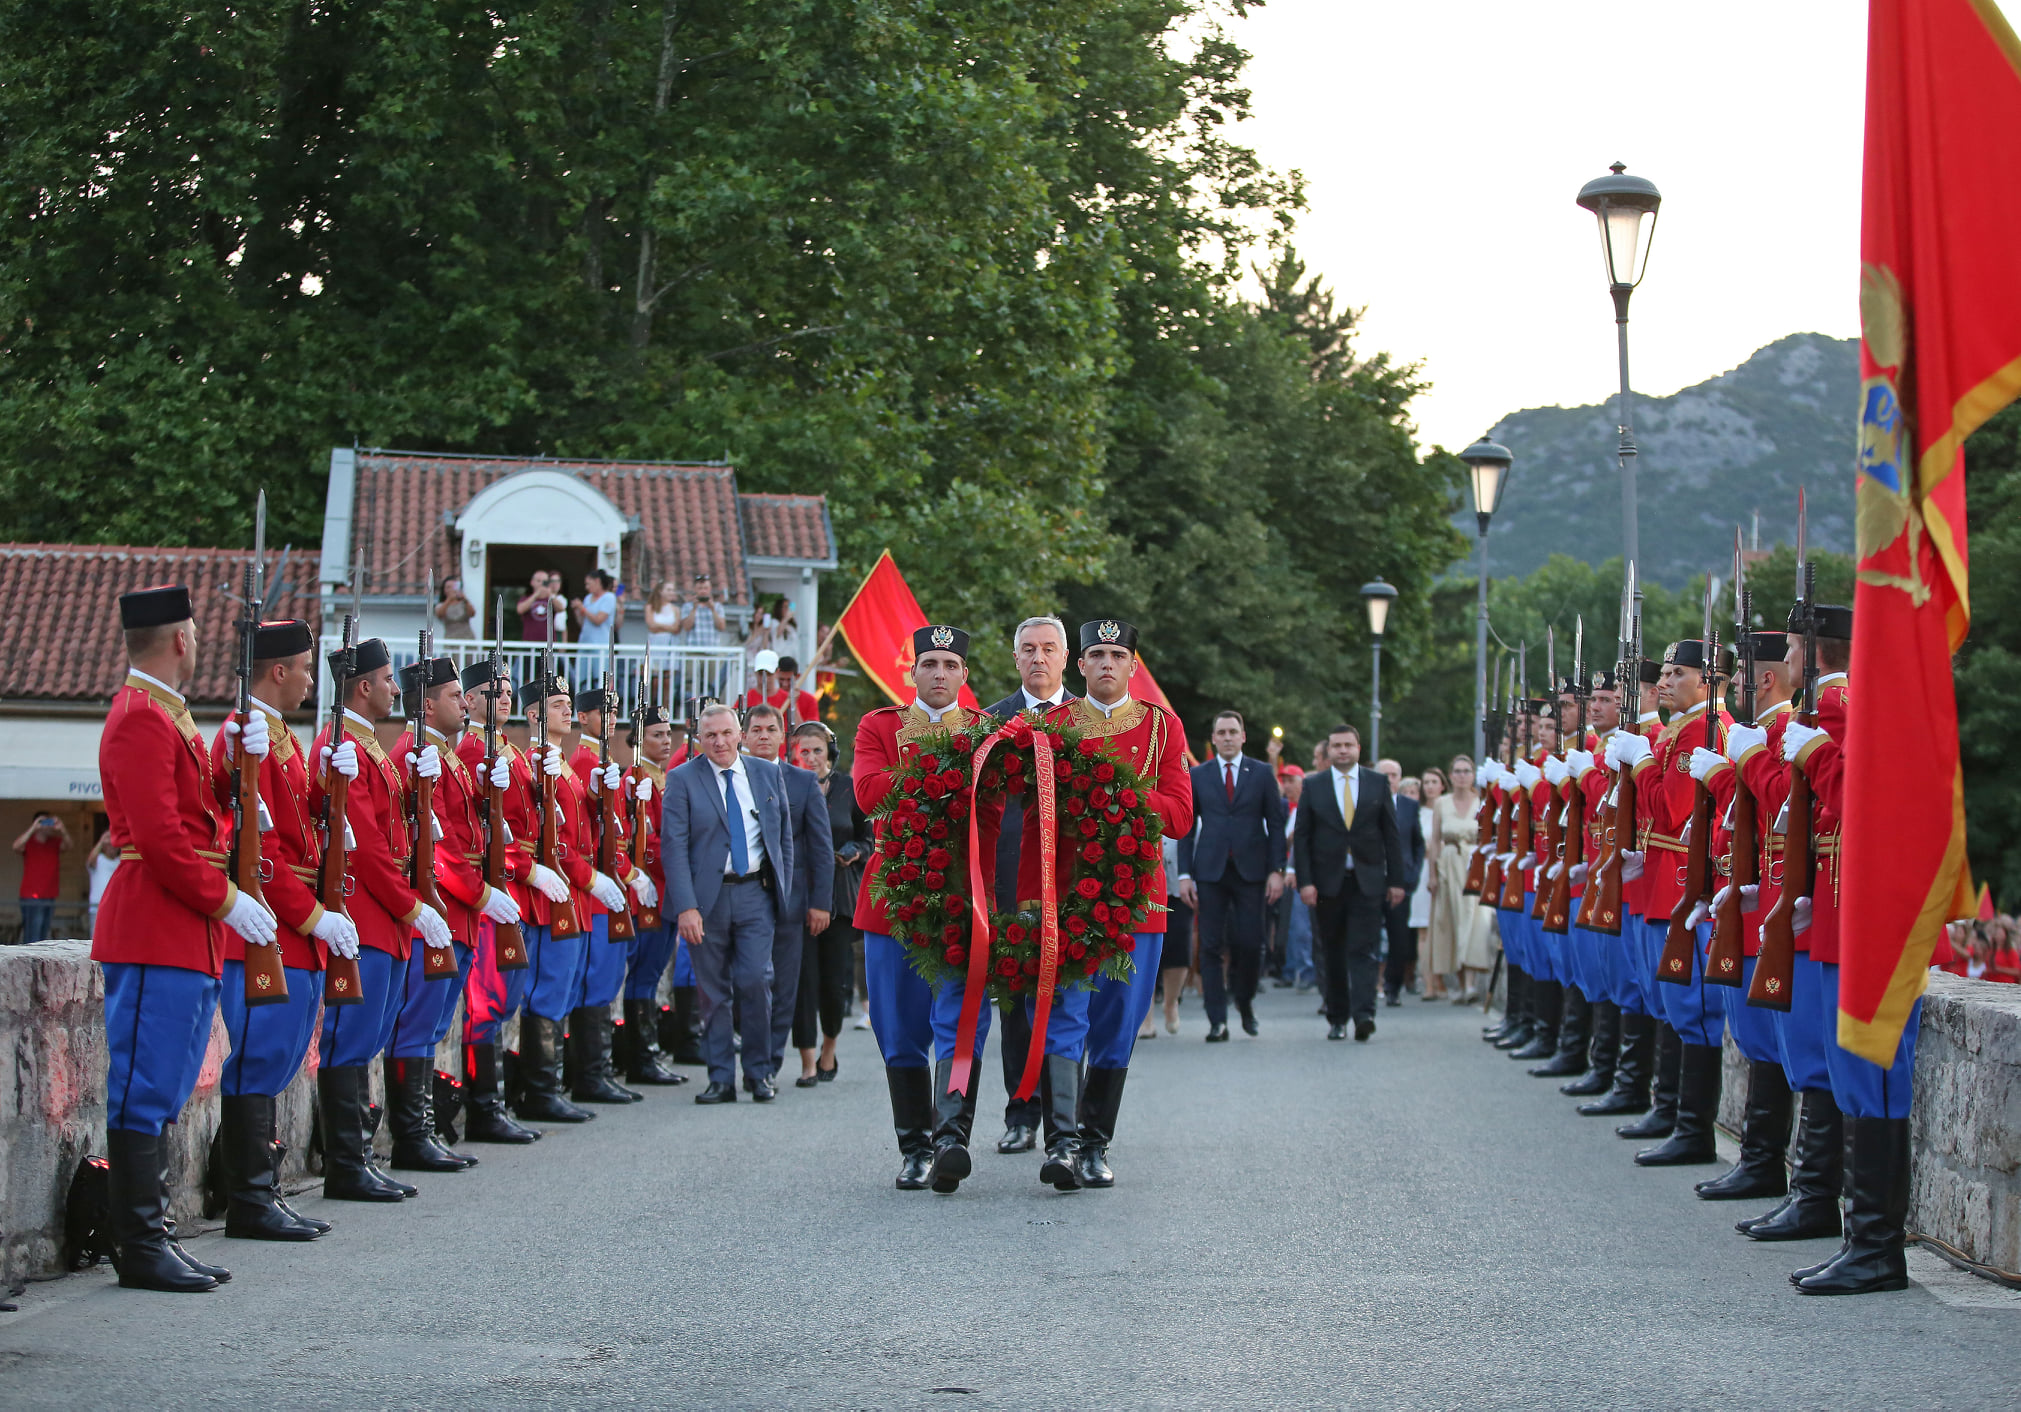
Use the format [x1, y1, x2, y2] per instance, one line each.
[661, 702, 796, 1103]
[983, 615, 1076, 1153]
[741, 703, 835, 1085]
[1293, 723, 1406, 1041]
[1176, 710, 1287, 1040]
[1375, 758, 1425, 1006]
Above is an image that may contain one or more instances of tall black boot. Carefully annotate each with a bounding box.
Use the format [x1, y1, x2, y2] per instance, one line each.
[1697, 1060, 1793, 1199]
[387, 1057, 472, 1172]
[1563, 1000, 1619, 1095]
[462, 1043, 541, 1143]
[1510, 980, 1561, 1060]
[624, 998, 688, 1085]
[105, 1129, 217, 1291]
[1531, 984, 1591, 1076]
[220, 1094, 320, 1240]
[1038, 1054, 1083, 1192]
[360, 1091, 419, 1197]
[1484, 965, 1527, 1041]
[1635, 1042, 1722, 1165]
[1617, 1022, 1680, 1137]
[514, 1015, 595, 1122]
[318, 1066, 405, 1201]
[1746, 1089, 1844, 1240]
[1580, 1010, 1651, 1114]
[1494, 967, 1542, 1049]
[571, 1006, 642, 1103]
[270, 1141, 331, 1234]
[887, 1066, 935, 1190]
[1796, 1117, 1910, 1295]
[665, 985, 706, 1064]
[1074, 1067, 1128, 1189]
[927, 1058, 975, 1193]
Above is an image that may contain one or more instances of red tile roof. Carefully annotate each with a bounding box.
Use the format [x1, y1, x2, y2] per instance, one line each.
[348, 452, 833, 600]
[0, 543, 321, 705]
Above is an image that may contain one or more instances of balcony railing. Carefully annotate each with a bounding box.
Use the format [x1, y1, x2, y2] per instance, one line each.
[316, 638, 746, 718]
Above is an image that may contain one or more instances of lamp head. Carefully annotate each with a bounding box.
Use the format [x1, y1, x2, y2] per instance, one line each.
[1359, 578, 1398, 639]
[1459, 435, 1514, 535]
[1575, 162, 1662, 289]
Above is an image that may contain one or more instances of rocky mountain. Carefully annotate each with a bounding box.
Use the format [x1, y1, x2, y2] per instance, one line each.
[1471, 333, 1859, 586]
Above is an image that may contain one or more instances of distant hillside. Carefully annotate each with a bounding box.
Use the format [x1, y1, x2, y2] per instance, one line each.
[1472, 333, 1858, 585]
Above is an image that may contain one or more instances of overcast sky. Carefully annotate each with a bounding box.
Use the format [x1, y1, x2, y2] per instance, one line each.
[1230, 0, 1911, 454]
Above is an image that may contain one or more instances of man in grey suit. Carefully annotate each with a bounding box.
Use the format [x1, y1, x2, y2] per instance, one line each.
[742, 702, 834, 1087]
[661, 703, 796, 1103]
[1292, 723, 1407, 1042]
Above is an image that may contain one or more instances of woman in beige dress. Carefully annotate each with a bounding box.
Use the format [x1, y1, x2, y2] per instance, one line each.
[1431, 754, 1493, 1003]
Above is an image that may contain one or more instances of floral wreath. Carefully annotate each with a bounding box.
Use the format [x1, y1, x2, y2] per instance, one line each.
[866, 711, 1165, 1008]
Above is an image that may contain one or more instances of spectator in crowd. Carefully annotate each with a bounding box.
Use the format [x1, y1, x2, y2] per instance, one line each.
[679, 573, 729, 699]
[12, 813, 69, 945]
[574, 568, 619, 648]
[516, 571, 567, 643]
[1437, 755, 1494, 1004]
[1278, 766, 1315, 992]
[746, 654, 821, 727]
[645, 580, 682, 704]
[434, 576, 477, 640]
[1376, 758, 1424, 1006]
[1177, 710, 1288, 1041]
[793, 723, 865, 1082]
[86, 827, 119, 937]
[1158, 832, 1194, 1035]
[1310, 739, 1329, 775]
[1410, 767, 1445, 998]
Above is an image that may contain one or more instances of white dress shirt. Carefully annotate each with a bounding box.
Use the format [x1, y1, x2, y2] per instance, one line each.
[713, 756, 768, 874]
[912, 697, 957, 722]
[1086, 692, 1131, 718]
[128, 667, 185, 703]
[1022, 686, 1068, 711]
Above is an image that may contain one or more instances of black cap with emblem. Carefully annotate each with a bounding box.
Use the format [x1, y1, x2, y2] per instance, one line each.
[912, 624, 969, 661]
[634, 702, 671, 729]
[1788, 603, 1853, 641]
[574, 687, 615, 715]
[461, 659, 507, 693]
[1662, 639, 1734, 674]
[119, 584, 193, 629]
[253, 619, 313, 659]
[1079, 618, 1139, 654]
[519, 673, 568, 709]
[1589, 666, 1621, 692]
[400, 655, 459, 697]
[332, 637, 392, 676]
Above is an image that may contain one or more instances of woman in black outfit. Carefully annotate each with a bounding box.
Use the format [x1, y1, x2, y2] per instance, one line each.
[792, 723, 870, 1084]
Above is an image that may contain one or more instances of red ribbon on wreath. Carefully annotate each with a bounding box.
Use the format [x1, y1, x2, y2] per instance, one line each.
[950, 718, 1060, 1098]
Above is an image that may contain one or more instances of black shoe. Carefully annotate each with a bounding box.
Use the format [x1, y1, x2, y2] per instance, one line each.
[663, 987, 708, 1065]
[106, 1130, 216, 1291]
[1795, 1117, 1910, 1295]
[1748, 1090, 1845, 1241]
[360, 1104, 420, 1197]
[513, 1016, 596, 1122]
[816, 1058, 838, 1083]
[462, 1044, 541, 1143]
[1037, 1055, 1082, 1192]
[1562, 1000, 1619, 1094]
[1384, 992, 1401, 1009]
[1493, 1018, 1536, 1050]
[570, 1007, 644, 1103]
[886, 1066, 935, 1189]
[750, 1077, 777, 1102]
[1354, 1019, 1375, 1042]
[1074, 1068, 1126, 1189]
[219, 1094, 321, 1241]
[1205, 1023, 1229, 1043]
[794, 1073, 820, 1088]
[386, 1057, 472, 1172]
[1696, 1060, 1793, 1200]
[1634, 1043, 1722, 1166]
[622, 999, 689, 1085]
[1327, 1023, 1347, 1041]
[1580, 1012, 1652, 1114]
[928, 1059, 976, 1192]
[317, 1067, 405, 1202]
[162, 1216, 232, 1284]
[694, 1081, 737, 1104]
[997, 1123, 1037, 1154]
[1530, 984, 1590, 1076]
[1483, 966, 1529, 1041]
[1240, 1011, 1260, 1037]
[1508, 978, 1559, 1060]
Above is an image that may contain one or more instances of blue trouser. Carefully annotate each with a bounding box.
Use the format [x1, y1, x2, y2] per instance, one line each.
[625, 922, 677, 1001]
[1496, 907, 1528, 974]
[693, 879, 777, 1087]
[465, 961, 527, 1046]
[578, 912, 628, 1009]
[390, 940, 471, 1060]
[864, 931, 933, 1068]
[1086, 934, 1165, 1068]
[103, 962, 222, 1134]
[1649, 918, 1727, 1046]
[320, 946, 404, 1068]
[1605, 925, 1645, 1014]
[1822, 962, 1921, 1118]
[524, 922, 589, 1022]
[1727, 956, 1783, 1064]
[930, 974, 1090, 1064]
[219, 961, 321, 1095]
[672, 937, 695, 987]
[1283, 897, 1314, 987]
[1775, 953, 1833, 1091]
[20, 899, 54, 945]
[1632, 915, 1666, 1016]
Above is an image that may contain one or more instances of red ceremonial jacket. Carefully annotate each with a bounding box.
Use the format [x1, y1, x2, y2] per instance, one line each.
[1631, 702, 1732, 923]
[455, 728, 538, 922]
[94, 674, 237, 975]
[1791, 677, 1850, 964]
[853, 702, 1001, 938]
[208, 700, 327, 971]
[311, 713, 421, 961]
[393, 726, 490, 946]
[1730, 697, 1798, 956]
[624, 757, 669, 900]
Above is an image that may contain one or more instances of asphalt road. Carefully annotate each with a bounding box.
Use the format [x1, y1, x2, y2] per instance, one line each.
[3, 984, 2017, 1410]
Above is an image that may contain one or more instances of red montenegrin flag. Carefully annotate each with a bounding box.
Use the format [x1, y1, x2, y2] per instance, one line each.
[833, 550, 980, 710]
[1841, 0, 2021, 1064]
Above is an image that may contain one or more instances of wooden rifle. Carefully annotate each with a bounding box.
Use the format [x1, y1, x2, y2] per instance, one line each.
[318, 588, 363, 1005]
[1544, 618, 1585, 934]
[1480, 662, 1515, 902]
[1497, 642, 1532, 912]
[231, 490, 288, 1005]
[1751, 504, 1816, 1012]
[1658, 575, 1724, 985]
[595, 669, 636, 941]
[1707, 533, 1754, 987]
[1531, 630, 1559, 923]
[536, 609, 583, 939]
[1582, 564, 1639, 935]
[481, 600, 528, 969]
[630, 701, 663, 930]
[1464, 656, 1504, 896]
[407, 587, 457, 980]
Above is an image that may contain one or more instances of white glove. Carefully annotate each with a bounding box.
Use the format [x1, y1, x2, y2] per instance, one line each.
[1478, 761, 1502, 789]
[1712, 883, 1761, 914]
[1614, 734, 1653, 769]
[1513, 761, 1540, 789]
[1686, 898, 1712, 930]
[311, 909, 360, 959]
[1515, 853, 1537, 873]
[222, 713, 270, 760]
[414, 904, 453, 952]
[1725, 724, 1768, 762]
[1570, 862, 1589, 886]
[1546, 860, 1565, 880]
[530, 863, 571, 902]
[224, 891, 278, 948]
[1620, 849, 1646, 882]
[542, 745, 565, 778]
[322, 739, 360, 780]
[1792, 895, 1814, 934]
[1688, 747, 1724, 783]
[628, 871, 658, 908]
[604, 761, 623, 792]
[404, 743, 441, 780]
[1783, 722, 1825, 763]
[489, 756, 512, 789]
[1543, 757, 1569, 787]
[590, 871, 627, 911]
[634, 777, 653, 803]
[480, 887, 522, 925]
[1566, 749, 1595, 779]
[1496, 852, 1517, 867]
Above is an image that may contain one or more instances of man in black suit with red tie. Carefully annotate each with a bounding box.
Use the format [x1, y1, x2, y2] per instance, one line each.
[1176, 710, 1287, 1041]
[1294, 723, 1407, 1041]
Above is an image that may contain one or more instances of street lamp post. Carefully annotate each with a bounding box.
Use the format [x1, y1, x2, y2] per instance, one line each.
[1575, 162, 1661, 578]
[1460, 436, 1514, 762]
[1359, 578, 1398, 760]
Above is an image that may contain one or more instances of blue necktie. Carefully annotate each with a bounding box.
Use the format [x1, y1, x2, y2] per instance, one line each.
[723, 768, 750, 874]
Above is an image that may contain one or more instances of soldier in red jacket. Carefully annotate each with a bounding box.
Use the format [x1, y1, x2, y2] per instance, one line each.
[310, 639, 455, 1203]
[618, 703, 686, 1085]
[97, 586, 280, 1291]
[564, 686, 649, 1106]
[207, 619, 355, 1243]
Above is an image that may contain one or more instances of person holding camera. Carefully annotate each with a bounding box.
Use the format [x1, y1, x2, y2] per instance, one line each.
[516, 571, 568, 644]
[13, 812, 71, 944]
